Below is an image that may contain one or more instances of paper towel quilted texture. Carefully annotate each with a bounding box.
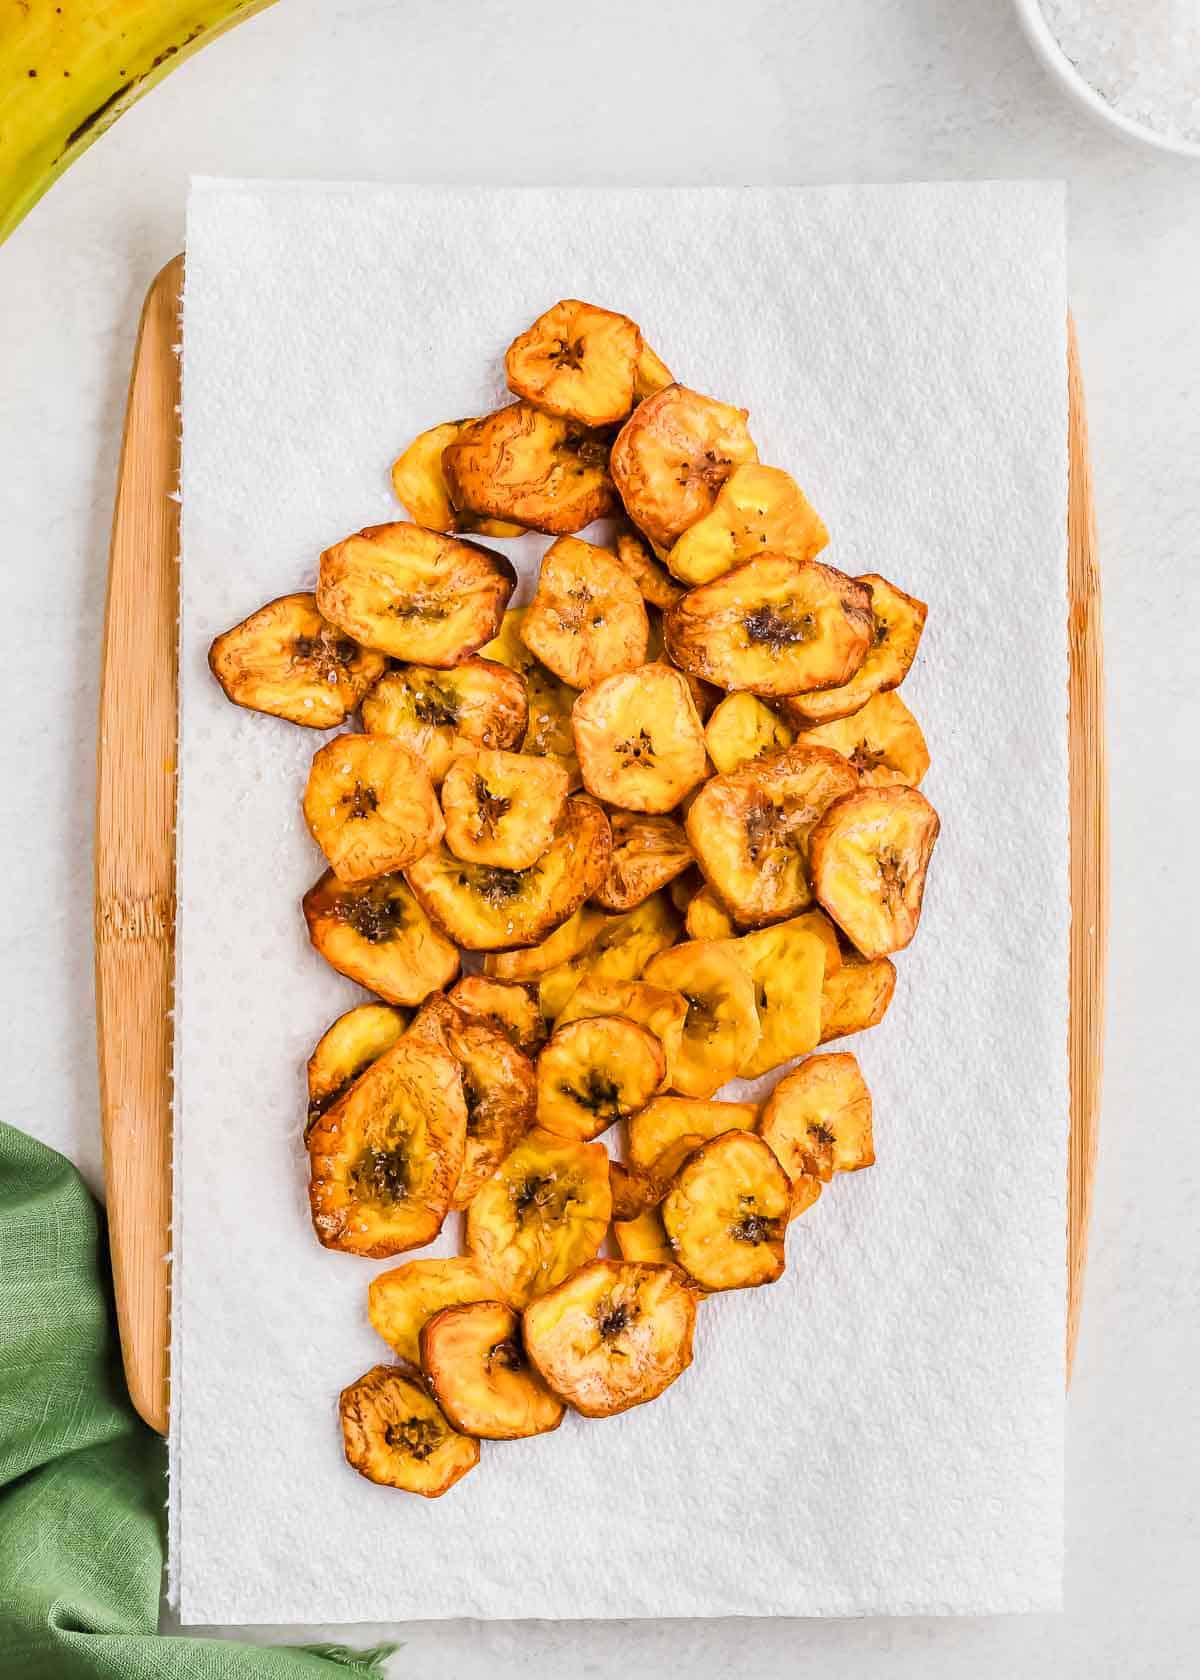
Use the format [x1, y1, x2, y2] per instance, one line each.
[173, 182, 1068, 1624]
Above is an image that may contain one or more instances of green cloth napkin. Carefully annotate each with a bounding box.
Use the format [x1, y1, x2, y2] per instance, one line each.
[0, 1121, 395, 1678]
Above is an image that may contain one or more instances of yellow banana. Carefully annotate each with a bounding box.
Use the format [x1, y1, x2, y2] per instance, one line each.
[0, 0, 278, 246]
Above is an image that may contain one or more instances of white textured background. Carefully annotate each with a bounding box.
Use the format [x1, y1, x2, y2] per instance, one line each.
[1, 0, 1197, 1672]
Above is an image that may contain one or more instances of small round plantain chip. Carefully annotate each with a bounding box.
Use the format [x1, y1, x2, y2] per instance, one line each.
[633, 342, 675, 402]
[440, 748, 569, 872]
[481, 608, 580, 783]
[641, 941, 762, 1098]
[522, 1259, 696, 1418]
[420, 1300, 565, 1439]
[466, 1128, 612, 1309]
[407, 994, 537, 1209]
[448, 974, 547, 1055]
[360, 658, 528, 787]
[306, 1002, 409, 1139]
[782, 573, 928, 725]
[555, 975, 686, 1091]
[704, 692, 794, 776]
[626, 1094, 759, 1181]
[820, 946, 897, 1043]
[303, 870, 459, 1005]
[536, 1015, 666, 1141]
[317, 521, 516, 665]
[615, 528, 685, 609]
[307, 1035, 467, 1257]
[759, 1052, 874, 1189]
[340, 1364, 478, 1496]
[443, 401, 617, 535]
[810, 785, 940, 959]
[662, 1129, 790, 1291]
[612, 1208, 675, 1268]
[665, 553, 874, 698]
[685, 744, 858, 927]
[794, 690, 930, 788]
[610, 384, 759, 552]
[208, 592, 386, 729]
[390, 419, 525, 537]
[405, 795, 611, 952]
[536, 891, 681, 1020]
[666, 464, 829, 587]
[684, 884, 736, 940]
[303, 734, 445, 884]
[594, 811, 694, 912]
[521, 537, 649, 689]
[572, 664, 707, 813]
[722, 917, 829, 1079]
[368, 1256, 500, 1365]
[505, 299, 642, 428]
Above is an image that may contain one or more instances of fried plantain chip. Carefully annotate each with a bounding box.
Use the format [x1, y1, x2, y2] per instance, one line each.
[407, 994, 537, 1208]
[633, 341, 675, 402]
[665, 553, 874, 698]
[536, 1015, 665, 1141]
[555, 974, 686, 1090]
[610, 385, 758, 551]
[782, 574, 928, 724]
[481, 608, 580, 783]
[303, 870, 459, 1005]
[521, 537, 649, 689]
[593, 811, 694, 911]
[360, 658, 528, 787]
[420, 1299, 565, 1439]
[505, 298, 642, 428]
[612, 1207, 675, 1266]
[641, 940, 761, 1098]
[306, 1003, 409, 1139]
[303, 734, 444, 884]
[609, 1158, 666, 1222]
[448, 974, 547, 1055]
[666, 465, 829, 587]
[444, 402, 616, 535]
[485, 903, 609, 982]
[368, 1256, 500, 1364]
[572, 663, 707, 813]
[794, 690, 930, 788]
[625, 1094, 759, 1181]
[536, 891, 681, 1019]
[723, 917, 827, 1078]
[759, 1052, 874, 1187]
[703, 692, 794, 775]
[405, 794, 611, 951]
[390, 419, 525, 536]
[523, 1259, 696, 1417]
[340, 1364, 478, 1495]
[615, 528, 685, 609]
[466, 1129, 612, 1308]
[685, 744, 859, 927]
[441, 748, 569, 871]
[684, 884, 736, 940]
[307, 1035, 466, 1256]
[810, 785, 940, 958]
[661, 1129, 790, 1291]
[820, 946, 897, 1043]
[208, 592, 386, 729]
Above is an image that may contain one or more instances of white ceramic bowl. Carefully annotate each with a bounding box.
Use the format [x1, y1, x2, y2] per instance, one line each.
[1013, 0, 1200, 160]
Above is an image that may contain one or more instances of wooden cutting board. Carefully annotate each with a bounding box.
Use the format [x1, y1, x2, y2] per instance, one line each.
[95, 255, 1107, 1437]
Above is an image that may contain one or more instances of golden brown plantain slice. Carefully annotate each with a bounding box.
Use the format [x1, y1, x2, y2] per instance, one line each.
[536, 891, 681, 1019]
[665, 553, 874, 698]
[555, 975, 686, 1091]
[626, 1094, 758, 1181]
[610, 385, 758, 551]
[360, 658, 528, 787]
[407, 994, 537, 1208]
[307, 1035, 466, 1257]
[666, 465, 829, 586]
[318, 522, 516, 666]
[420, 1300, 565, 1439]
[521, 537, 649, 689]
[443, 402, 616, 535]
[405, 795, 611, 951]
[703, 692, 794, 775]
[593, 811, 694, 911]
[661, 1129, 790, 1291]
[306, 1003, 408, 1139]
[505, 299, 641, 428]
[794, 690, 930, 787]
[783, 574, 928, 725]
[820, 946, 896, 1042]
[448, 974, 547, 1055]
[759, 1051, 874, 1188]
[612, 1207, 675, 1266]
[303, 870, 459, 1005]
[614, 529, 685, 609]
[466, 1129, 612, 1308]
[684, 884, 736, 940]
[368, 1255, 499, 1364]
[208, 592, 386, 729]
[810, 785, 940, 958]
[340, 1364, 478, 1495]
[480, 608, 580, 783]
[522, 1259, 696, 1417]
[303, 734, 444, 884]
[485, 904, 609, 982]
[641, 941, 761, 1098]
[536, 1015, 665, 1141]
[390, 419, 525, 536]
[441, 748, 569, 871]
[633, 341, 675, 402]
[723, 917, 827, 1078]
[572, 664, 707, 813]
[609, 1159, 666, 1222]
[686, 744, 858, 927]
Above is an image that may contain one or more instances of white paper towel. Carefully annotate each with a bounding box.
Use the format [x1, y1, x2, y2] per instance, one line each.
[172, 181, 1068, 1624]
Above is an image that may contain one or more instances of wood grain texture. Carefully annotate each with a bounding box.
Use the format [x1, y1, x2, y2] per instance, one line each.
[95, 254, 183, 1436]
